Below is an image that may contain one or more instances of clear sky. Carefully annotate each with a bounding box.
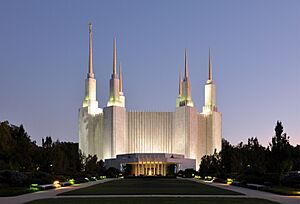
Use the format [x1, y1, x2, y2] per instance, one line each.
[0, 0, 299, 146]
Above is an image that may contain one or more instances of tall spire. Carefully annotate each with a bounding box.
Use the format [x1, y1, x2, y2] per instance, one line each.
[119, 62, 123, 93]
[179, 71, 182, 96]
[113, 37, 117, 78]
[208, 48, 212, 82]
[184, 48, 188, 80]
[88, 23, 94, 78]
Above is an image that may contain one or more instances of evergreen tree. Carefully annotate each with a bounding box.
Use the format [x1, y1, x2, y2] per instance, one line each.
[269, 121, 293, 182]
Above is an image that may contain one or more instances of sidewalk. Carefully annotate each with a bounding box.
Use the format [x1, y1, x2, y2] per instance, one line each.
[0, 179, 117, 204]
[187, 178, 300, 204]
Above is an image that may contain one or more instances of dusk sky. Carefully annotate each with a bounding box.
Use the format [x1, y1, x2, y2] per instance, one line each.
[0, 0, 299, 146]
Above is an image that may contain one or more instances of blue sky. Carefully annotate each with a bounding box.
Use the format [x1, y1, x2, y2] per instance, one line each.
[0, 0, 299, 146]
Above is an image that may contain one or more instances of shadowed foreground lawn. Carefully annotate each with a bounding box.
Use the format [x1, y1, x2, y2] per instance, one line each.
[59, 178, 242, 195]
[0, 187, 33, 197]
[26, 197, 280, 204]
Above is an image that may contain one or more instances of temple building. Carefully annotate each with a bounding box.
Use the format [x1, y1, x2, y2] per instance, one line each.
[79, 23, 222, 176]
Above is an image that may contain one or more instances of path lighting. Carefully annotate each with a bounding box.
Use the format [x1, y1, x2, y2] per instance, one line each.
[69, 179, 75, 185]
[53, 181, 61, 188]
[30, 184, 39, 191]
[204, 176, 215, 182]
[226, 178, 233, 185]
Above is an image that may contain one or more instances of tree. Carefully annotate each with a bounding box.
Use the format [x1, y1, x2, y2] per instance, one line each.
[269, 121, 293, 183]
[291, 145, 300, 170]
[85, 155, 98, 175]
[219, 139, 234, 178]
[199, 150, 221, 177]
[10, 125, 36, 171]
[96, 160, 106, 176]
[243, 137, 266, 173]
[37, 136, 54, 173]
[0, 121, 14, 169]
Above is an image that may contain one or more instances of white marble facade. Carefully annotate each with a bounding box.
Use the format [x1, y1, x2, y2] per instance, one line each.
[79, 24, 222, 169]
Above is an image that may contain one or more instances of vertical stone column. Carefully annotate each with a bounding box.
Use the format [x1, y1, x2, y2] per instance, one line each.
[145, 162, 148, 175]
[159, 163, 161, 175]
[134, 164, 137, 176]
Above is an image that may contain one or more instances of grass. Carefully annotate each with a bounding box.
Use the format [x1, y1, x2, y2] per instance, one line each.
[60, 178, 242, 195]
[0, 187, 33, 197]
[262, 185, 300, 196]
[26, 197, 280, 204]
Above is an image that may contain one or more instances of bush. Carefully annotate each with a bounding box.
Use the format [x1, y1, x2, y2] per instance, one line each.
[236, 168, 264, 185]
[282, 171, 300, 188]
[106, 167, 120, 178]
[176, 170, 184, 177]
[29, 171, 54, 185]
[0, 170, 28, 187]
[53, 175, 68, 183]
[183, 169, 197, 178]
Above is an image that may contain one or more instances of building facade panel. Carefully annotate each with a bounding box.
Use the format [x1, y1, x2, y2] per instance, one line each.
[127, 111, 173, 154]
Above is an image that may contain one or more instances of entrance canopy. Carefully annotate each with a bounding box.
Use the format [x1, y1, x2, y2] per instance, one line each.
[105, 153, 196, 176]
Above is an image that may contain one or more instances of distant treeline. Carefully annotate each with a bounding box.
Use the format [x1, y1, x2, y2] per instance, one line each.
[199, 121, 300, 185]
[0, 121, 106, 177]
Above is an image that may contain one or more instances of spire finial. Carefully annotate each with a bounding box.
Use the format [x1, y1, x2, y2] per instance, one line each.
[208, 48, 212, 81]
[119, 62, 123, 93]
[88, 22, 94, 78]
[184, 48, 188, 79]
[113, 37, 117, 77]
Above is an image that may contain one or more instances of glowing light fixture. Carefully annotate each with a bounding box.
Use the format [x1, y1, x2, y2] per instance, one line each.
[30, 184, 39, 191]
[53, 181, 61, 188]
[69, 179, 75, 185]
[227, 178, 233, 185]
[204, 176, 215, 182]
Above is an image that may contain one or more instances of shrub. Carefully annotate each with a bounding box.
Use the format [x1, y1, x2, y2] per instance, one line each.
[282, 171, 300, 188]
[29, 171, 54, 185]
[183, 169, 197, 178]
[0, 170, 28, 187]
[106, 167, 120, 178]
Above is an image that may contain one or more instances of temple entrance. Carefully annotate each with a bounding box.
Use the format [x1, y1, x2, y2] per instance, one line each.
[106, 153, 196, 177]
[124, 161, 176, 176]
[146, 168, 154, 176]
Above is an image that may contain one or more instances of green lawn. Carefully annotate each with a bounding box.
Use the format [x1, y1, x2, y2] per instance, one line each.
[0, 187, 33, 197]
[262, 185, 300, 196]
[26, 197, 280, 204]
[60, 178, 242, 195]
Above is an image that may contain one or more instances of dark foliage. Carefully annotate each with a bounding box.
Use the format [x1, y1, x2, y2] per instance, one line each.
[166, 164, 176, 176]
[0, 121, 109, 187]
[199, 121, 299, 186]
[183, 168, 197, 178]
[106, 167, 120, 178]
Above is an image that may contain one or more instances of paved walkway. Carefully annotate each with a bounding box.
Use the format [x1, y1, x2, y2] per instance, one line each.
[1, 178, 299, 204]
[187, 178, 300, 204]
[0, 179, 118, 204]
